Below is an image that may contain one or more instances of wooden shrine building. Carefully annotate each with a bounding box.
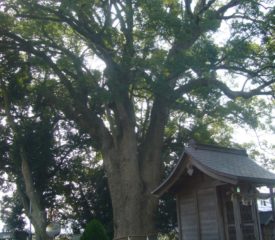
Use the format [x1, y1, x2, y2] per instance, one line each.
[153, 141, 275, 240]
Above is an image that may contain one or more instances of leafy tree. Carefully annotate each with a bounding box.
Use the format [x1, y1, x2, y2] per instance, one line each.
[0, 193, 26, 231]
[0, 47, 76, 239]
[0, 0, 274, 239]
[80, 219, 109, 240]
[57, 160, 114, 238]
[0, 193, 29, 240]
[0, 49, 113, 237]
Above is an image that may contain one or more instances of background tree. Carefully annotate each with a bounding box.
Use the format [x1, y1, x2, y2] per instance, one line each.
[58, 160, 114, 237]
[0, 47, 82, 239]
[0, 0, 274, 239]
[0, 48, 45, 239]
[80, 219, 109, 240]
[0, 49, 113, 238]
[0, 193, 26, 232]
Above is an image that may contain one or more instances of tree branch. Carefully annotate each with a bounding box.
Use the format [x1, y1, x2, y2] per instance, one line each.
[184, 0, 193, 17]
[174, 77, 274, 100]
[217, 0, 240, 15]
[215, 65, 275, 81]
[16, 2, 118, 68]
[113, 0, 134, 62]
[197, 0, 216, 15]
[0, 29, 114, 153]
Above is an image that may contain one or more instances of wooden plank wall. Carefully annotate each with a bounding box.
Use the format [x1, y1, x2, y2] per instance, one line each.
[177, 171, 223, 240]
[197, 188, 219, 240]
[179, 192, 199, 240]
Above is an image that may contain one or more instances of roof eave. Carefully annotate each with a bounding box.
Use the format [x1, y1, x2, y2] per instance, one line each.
[236, 176, 275, 186]
[190, 156, 275, 186]
[151, 153, 187, 197]
[152, 147, 275, 198]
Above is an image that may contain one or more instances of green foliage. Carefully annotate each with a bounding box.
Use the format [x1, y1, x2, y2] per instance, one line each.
[156, 194, 177, 234]
[0, 193, 25, 231]
[157, 232, 178, 240]
[60, 163, 113, 238]
[80, 219, 109, 240]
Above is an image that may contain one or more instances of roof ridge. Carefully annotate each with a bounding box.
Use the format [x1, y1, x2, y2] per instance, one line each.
[188, 140, 248, 156]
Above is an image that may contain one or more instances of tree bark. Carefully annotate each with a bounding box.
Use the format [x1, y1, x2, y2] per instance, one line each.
[104, 149, 160, 240]
[20, 149, 49, 240]
[101, 97, 167, 240]
[2, 88, 49, 240]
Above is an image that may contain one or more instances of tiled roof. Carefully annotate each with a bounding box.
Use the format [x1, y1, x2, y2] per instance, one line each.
[186, 142, 275, 184]
[152, 141, 275, 197]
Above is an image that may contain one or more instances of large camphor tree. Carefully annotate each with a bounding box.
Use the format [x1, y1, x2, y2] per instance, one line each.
[0, 0, 274, 239]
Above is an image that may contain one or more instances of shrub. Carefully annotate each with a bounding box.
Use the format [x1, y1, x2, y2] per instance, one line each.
[80, 219, 109, 240]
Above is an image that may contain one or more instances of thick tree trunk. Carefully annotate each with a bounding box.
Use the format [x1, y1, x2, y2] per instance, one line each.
[96, 88, 167, 239]
[106, 159, 159, 240]
[111, 189, 158, 240]
[103, 137, 162, 240]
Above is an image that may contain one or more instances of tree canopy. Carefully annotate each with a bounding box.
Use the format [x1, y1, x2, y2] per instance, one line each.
[0, 0, 274, 239]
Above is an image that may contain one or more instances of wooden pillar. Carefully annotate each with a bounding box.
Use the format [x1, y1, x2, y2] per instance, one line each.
[252, 194, 262, 240]
[176, 193, 182, 240]
[232, 191, 243, 240]
[269, 187, 275, 220]
[269, 186, 275, 239]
